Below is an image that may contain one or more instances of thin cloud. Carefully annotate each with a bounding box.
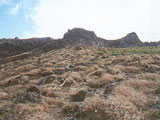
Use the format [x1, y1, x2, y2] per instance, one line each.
[25, 0, 160, 42]
[11, 3, 21, 15]
[0, 0, 10, 6]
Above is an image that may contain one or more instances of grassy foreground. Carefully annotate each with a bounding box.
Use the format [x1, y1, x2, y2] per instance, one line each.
[0, 46, 160, 120]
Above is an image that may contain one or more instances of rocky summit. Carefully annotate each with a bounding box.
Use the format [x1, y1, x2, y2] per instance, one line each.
[63, 28, 97, 39]
[104, 32, 143, 48]
[0, 28, 160, 59]
[120, 32, 143, 45]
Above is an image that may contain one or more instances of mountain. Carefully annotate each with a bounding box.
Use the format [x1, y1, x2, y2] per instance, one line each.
[0, 28, 160, 120]
[0, 28, 160, 59]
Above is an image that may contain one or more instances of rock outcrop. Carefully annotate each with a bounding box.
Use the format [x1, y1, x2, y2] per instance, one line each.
[103, 32, 143, 48]
[63, 28, 97, 40]
[63, 28, 143, 48]
[0, 28, 159, 59]
[120, 32, 143, 46]
[63, 28, 99, 46]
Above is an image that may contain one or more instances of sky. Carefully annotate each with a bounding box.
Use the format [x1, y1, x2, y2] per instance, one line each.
[0, 0, 160, 42]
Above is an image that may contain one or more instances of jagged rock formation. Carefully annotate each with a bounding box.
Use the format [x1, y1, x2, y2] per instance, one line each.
[63, 28, 99, 46]
[103, 32, 143, 48]
[0, 28, 159, 59]
[63, 28, 97, 39]
[63, 28, 143, 48]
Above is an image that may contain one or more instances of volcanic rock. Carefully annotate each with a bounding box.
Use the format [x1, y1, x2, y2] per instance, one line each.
[63, 28, 97, 40]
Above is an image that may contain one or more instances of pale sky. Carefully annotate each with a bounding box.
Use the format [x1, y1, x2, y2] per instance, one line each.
[0, 0, 160, 42]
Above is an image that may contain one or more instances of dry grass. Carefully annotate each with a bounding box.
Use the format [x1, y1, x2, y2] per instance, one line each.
[124, 79, 157, 94]
[108, 67, 121, 75]
[0, 92, 8, 99]
[100, 73, 114, 82]
[13, 103, 51, 120]
[145, 110, 160, 120]
[123, 66, 141, 73]
[63, 101, 80, 115]
[106, 94, 144, 120]
[88, 73, 114, 88]
[86, 66, 97, 74]
[79, 94, 145, 120]
[45, 97, 62, 107]
[25, 69, 41, 76]
[62, 76, 77, 87]
[42, 87, 55, 97]
[23, 112, 51, 120]
[81, 97, 111, 120]
[0, 46, 160, 120]
[113, 84, 148, 109]
[139, 73, 160, 81]
[113, 74, 125, 81]
[70, 72, 82, 82]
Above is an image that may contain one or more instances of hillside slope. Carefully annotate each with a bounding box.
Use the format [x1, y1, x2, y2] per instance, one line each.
[0, 45, 160, 120]
[0, 37, 53, 59]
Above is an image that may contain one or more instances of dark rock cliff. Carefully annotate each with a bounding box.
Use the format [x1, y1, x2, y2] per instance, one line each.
[63, 28, 143, 47]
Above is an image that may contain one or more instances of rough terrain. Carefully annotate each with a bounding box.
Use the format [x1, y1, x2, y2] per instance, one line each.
[0, 45, 160, 120]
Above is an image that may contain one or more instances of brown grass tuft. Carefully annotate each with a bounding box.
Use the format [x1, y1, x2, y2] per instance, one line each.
[82, 97, 114, 120]
[0, 92, 8, 99]
[139, 73, 160, 81]
[124, 79, 157, 94]
[123, 66, 140, 73]
[106, 94, 144, 119]
[113, 84, 148, 109]
[70, 72, 82, 82]
[88, 73, 114, 88]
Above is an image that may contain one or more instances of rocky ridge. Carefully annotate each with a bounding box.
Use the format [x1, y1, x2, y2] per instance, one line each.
[0, 28, 160, 59]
